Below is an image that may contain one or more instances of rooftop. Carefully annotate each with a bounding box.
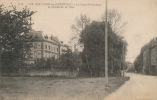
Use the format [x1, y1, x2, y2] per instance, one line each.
[27, 29, 61, 45]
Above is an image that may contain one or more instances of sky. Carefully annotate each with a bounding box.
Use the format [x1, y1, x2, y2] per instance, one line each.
[1, 0, 157, 63]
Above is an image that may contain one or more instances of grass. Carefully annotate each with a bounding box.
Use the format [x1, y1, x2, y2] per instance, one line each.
[0, 76, 130, 100]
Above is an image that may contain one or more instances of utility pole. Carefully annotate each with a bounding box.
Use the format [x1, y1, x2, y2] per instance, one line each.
[0, 45, 2, 77]
[122, 43, 125, 77]
[105, 0, 108, 84]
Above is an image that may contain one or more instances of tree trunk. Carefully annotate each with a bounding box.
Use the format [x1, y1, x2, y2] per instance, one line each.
[11, 48, 14, 76]
[85, 55, 92, 77]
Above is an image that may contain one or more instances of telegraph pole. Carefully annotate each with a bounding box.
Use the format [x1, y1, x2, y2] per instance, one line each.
[0, 45, 2, 77]
[122, 43, 125, 77]
[105, 0, 108, 84]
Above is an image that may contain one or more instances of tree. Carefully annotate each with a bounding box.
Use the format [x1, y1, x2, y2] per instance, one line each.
[59, 48, 81, 76]
[102, 9, 127, 76]
[134, 53, 143, 73]
[71, 14, 91, 51]
[101, 9, 127, 36]
[34, 57, 58, 70]
[70, 10, 127, 77]
[34, 58, 46, 70]
[80, 21, 127, 77]
[0, 4, 35, 75]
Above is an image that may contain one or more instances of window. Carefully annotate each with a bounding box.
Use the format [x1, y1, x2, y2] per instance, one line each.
[38, 52, 41, 55]
[57, 48, 59, 52]
[45, 45, 47, 49]
[37, 44, 41, 48]
[30, 53, 33, 58]
[49, 46, 50, 50]
[34, 43, 37, 49]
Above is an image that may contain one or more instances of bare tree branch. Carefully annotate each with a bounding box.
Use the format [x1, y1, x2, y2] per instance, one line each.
[101, 9, 127, 36]
[70, 14, 91, 51]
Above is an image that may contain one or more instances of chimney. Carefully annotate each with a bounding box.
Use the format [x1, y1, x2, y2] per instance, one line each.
[60, 41, 63, 44]
[44, 34, 48, 39]
[50, 35, 53, 40]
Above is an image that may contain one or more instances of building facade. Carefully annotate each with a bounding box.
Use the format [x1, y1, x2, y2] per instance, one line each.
[25, 30, 69, 64]
[141, 37, 157, 75]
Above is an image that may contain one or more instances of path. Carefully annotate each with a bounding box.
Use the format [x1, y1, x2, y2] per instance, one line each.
[104, 73, 157, 100]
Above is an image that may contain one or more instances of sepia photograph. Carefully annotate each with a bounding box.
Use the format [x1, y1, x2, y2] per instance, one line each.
[0, 0, 157, 100]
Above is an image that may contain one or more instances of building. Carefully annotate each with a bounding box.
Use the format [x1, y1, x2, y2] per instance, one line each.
[25, 30, 69, 64]
[141, 37, 157, 75]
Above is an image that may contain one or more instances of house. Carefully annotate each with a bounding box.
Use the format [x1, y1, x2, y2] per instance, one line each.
[25, 30, 69, 64]
[141, 37, 157, 75]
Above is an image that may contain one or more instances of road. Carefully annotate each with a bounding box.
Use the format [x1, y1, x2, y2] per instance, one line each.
[104, 73, 157, 100]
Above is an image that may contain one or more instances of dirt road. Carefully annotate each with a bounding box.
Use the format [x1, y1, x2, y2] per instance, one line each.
[104, 73, 157, 100]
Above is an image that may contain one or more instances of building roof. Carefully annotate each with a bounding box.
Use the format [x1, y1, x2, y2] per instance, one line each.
[43, 35, 60, 45]
[141, 37, 157, 52]
[27, 30, 43, 41]
[27, 30, 60, 45]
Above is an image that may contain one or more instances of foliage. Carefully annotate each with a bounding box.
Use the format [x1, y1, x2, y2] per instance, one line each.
[101, 9, 127, 35]
[59, 48, 82, 68]
[123, 61, 128, 70]
[134, 53, 143, 73]
[33, 49, 82, 72]
[70, 10, 127, 77]
[127, 66, 135, 73]
[0, 4, 35, 75]
[80, 21, 127, 77]
[71, 14, 91, 51]
[34, 57, 59, 70]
